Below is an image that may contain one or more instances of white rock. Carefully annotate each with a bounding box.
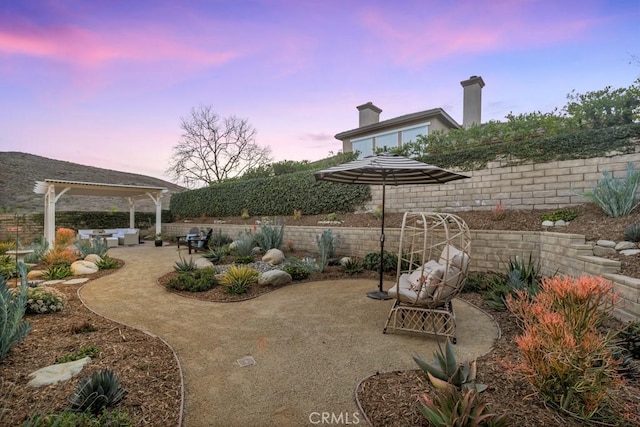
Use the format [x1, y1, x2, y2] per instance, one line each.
[262, 248, 285, 265]
[28, 357, 91, 387]
[339, 257, 352, 266]
[71, 260, 99, 275]
[258, 270, 292, 286]
[84, 254, 103, 264]
[541, 220, 554, 227]
[620, 249, 640, 256]
[194, 258, 214, 269]
[596, 240, 617, 248]
[554, 220, 567, 227]
[615, 241, 637, 251]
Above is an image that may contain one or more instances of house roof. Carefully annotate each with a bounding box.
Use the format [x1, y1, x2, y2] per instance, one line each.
[334, 107, 460, 140]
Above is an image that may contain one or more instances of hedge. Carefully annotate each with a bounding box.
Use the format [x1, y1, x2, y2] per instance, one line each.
[30, 211, 172, 230]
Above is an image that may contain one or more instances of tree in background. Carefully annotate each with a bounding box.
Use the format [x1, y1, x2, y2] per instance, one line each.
[166, 106, 272, 188]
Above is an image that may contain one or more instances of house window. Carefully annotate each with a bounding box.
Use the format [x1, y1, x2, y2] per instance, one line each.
[402, 125, 428, 144]
[352, 137, 373, 158]
[374, 132, 399, 152]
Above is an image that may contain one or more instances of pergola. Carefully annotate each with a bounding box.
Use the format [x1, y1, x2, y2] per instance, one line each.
[33, 179, 169, 246]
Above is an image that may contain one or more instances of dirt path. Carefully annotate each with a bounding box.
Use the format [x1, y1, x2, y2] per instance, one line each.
[79, 245, 499, 427]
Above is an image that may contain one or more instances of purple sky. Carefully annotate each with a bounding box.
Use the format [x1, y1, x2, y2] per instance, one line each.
[1, 0, 638, 184]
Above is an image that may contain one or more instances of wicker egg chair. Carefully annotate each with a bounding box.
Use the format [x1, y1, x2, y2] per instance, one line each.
[383, 212, 471, 343]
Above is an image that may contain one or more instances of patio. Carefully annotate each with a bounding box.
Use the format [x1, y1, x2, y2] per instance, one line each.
[78, 245, 499, 426]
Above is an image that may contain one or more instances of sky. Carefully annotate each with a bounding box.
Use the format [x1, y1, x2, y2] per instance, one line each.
[1, 0, 638, 185]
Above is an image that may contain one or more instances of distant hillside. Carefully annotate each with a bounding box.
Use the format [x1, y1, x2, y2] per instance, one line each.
[0, 152, 184, 213]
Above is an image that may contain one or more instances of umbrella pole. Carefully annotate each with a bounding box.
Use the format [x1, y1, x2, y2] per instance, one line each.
[367, 182, 392, 300]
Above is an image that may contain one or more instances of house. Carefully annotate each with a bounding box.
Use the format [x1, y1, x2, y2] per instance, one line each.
[335, 76, 485, 157]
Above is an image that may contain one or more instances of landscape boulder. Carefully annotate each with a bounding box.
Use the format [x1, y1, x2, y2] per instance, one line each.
[84, 254, 102, 264]
[258, 270, 292, 286]
[194, 258, 214, 269]
[28, 357, 91, 387]
[262, 249, 285, 265]
[71, 260, 99, 275]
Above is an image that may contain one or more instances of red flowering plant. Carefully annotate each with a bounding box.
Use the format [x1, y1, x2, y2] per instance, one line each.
[506, 275, 622, 422]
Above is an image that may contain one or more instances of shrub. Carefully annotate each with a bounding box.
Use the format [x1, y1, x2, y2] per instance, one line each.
[540, 209, 579, 222]
[69, 369, 126, 415]
[418, 387, 509, 427]
[166, 267, 218, 292]
[577, 162, 640, 217]
[362, 251, 398, 273]
[233, 231, 255, 258]
[24, 286, 67, 314]
[95, 255, 118, 270]
[293, 209, 302, 220]
[506, 275, 620, 422]
[342, 258, 364, 275]
[282, 262, 312, 280]
[55, 227, 76, 248]
[623, 223, 640, 242]
[254, 218, 285, 251]
[0, 263, 31, 361]
[482, 254, 541, 311]
[372, 205, 383, 220]
[240, 208, 250, 219]
[76, 237, 109, 258]
[210, 230, 233, 248]
[42, 262, 72, 280]
[0, 255, 16, 280]
[221, 265, 259, 295]
[316, 229, 339, 272]
[58, 345, 99, 364]
[491, 202, 506, 221]
[42, 248, 78, 267]
[0, 241, 15, 254]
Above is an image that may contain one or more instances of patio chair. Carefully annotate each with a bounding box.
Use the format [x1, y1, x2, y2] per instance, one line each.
[188, 228, 212, 254]
[383, 212, 471, 343]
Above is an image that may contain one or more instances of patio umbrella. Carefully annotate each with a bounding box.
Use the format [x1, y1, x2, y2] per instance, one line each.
[314, 152, 470, 300]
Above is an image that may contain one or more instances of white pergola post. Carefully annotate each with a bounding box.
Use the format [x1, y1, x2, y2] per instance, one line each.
[128, 198, 135, 229]
[146, 191, 164, 236]
[43, 184, 70, 248]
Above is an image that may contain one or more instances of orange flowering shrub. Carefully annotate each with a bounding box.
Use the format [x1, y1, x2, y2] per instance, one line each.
[42, 248, 78, 266]
[506, 275, 621, 421]
[55, 228, 76, 248]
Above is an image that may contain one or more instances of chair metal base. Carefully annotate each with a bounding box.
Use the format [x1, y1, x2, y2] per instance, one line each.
[366, 290, 393, 300]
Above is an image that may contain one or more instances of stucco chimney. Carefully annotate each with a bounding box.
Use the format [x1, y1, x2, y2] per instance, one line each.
[460, 75, 485, 127]
[357, 102, 382, 127]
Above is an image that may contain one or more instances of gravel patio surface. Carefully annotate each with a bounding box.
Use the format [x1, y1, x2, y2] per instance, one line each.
[79, 245, 499, 427]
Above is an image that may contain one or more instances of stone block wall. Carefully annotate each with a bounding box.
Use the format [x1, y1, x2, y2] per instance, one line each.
[163, 222, 639, 322]
[369, 151, 640, 213]
[0, 214, 43, 243]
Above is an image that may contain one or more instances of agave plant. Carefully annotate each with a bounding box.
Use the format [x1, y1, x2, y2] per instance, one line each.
[69, 369, 126, 414]
[413, 339, 487, 393]
[419, 386, 509, 427]
[174, 255, 197, 272]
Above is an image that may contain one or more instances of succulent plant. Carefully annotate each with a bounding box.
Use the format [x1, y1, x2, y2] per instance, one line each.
[419, 387, 509, 427]
[174, 255, 197, 272]
[413, 339, 487, 393]
[69, 369, 126, 414]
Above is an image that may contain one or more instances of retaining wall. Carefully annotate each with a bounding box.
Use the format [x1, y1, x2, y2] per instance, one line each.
[163, 222, 639, 322]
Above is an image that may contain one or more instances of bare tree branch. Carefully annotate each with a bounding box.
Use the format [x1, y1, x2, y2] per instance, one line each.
[165, 106, 272, 187]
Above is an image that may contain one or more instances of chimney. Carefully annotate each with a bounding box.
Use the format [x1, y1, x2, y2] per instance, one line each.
[460, 75, 485, 127]
[357, 102, 382, 127]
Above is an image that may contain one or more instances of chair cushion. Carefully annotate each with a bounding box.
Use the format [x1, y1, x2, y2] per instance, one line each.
[432, 265, 463, 301]
[439, 244, 470, 272]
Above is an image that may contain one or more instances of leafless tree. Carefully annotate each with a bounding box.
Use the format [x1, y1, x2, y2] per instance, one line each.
[166, 106, 272, 187]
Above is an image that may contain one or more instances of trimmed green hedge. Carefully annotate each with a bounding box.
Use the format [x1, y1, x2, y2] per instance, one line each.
[30, 211, 172, 229]
[170, 171, 371, 218]
[418, 123, 640, 171]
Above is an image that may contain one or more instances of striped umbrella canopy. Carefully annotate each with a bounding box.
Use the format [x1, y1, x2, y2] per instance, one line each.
[314, 152, 470, 299]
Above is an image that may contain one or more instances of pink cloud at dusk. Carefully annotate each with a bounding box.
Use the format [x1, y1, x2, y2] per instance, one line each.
[0, 0, 638, 185]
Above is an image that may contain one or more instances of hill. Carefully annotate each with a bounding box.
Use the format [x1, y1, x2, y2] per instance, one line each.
[0, 152, 184, 213]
